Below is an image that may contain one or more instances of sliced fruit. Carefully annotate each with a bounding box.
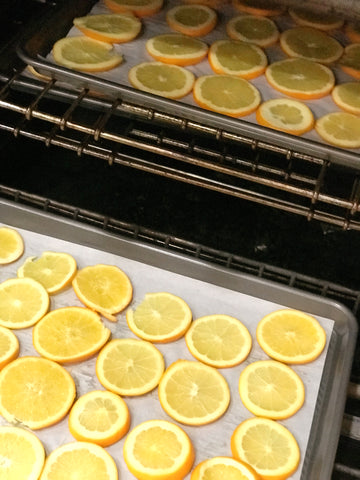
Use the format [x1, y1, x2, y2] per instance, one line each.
[126, 291, 192, 343]
[332, 82, 360, 115]
[345, 22, 360, 43]
[158, 359, 230, 425]
[0, 277, 49, 329]
[96, 338, 165, 396]
[128, 61, 195, 99]
[226, 14, 280, 48]
[256, 98, 315, 135]
[0, 325, 19, 369]
[146, 33, 208, 66]
[72, 263, 133, 321]
[0, 226, 24, 265]
[265, 57, 335, 99]
[52, 36, 123, 72]
[0, 356, 76, 429]
[166, 4, 217, 37]
[231, 417, 300, 480]
[185, 314, 252, 368]
[256, 308, 327, 364]
[69, 389, 130, 447]
[315, 111, 360, 149]
[193, 74, 261, 117]
[17, 250, 77, 294]
[73, 13, 142, 43]
[339, 43, 360, 79]
[232, 0, 286, 17]
[39, 441, 118, 480]
[0, 426, 45, 480]
[191, 456, 260, 480]
[104, 0, 163, 16]
[288, 7, 344, 31]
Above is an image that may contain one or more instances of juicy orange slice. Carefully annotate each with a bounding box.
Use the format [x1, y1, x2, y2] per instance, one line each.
[104, 0, 163, 16]
[315, 111, 360, 149]
[191, 456, 260, 480]
[332, 82, 360, 115]
[146, 33, 208, 66]
[0, 326, 19, 369]
[226, 14, 280, 47]
[166, 4, 217, 37]
[73, 13, 142, 43]
[288, 6, 344, 31]
[0, 226, 24, 264]
[232, 0, 286, 17]
[339, 43, 360, 79]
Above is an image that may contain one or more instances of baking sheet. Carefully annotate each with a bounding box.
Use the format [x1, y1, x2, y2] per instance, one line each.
[0, 200, 358, 479]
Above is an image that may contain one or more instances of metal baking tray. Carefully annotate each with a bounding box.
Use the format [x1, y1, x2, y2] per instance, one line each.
[15, 0, 360, 169]
[0, 199, 357, 479]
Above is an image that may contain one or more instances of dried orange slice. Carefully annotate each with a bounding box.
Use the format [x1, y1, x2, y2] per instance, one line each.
[332, 82, 360, 115]
[339, 43, 360, 79]
[166, 4, 217, 37]
[288, 6, 344, 31]
[191, 456, 260, 480]
[0, 226, 24, 265]
[345, 22, 360, 43]
[226, 14, 280, 47]
[146, 33, 208, 66]
[73, 13, 142, 43]
[315, 112, 360, 149]
[232, 0, 286, 17]
[0, 326, 19, 369]
[104, 0, 163, 16]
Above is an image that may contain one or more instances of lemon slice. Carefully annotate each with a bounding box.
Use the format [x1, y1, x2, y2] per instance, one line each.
[339, 43, 360, 79]
[332, 82, 360, 115]
[232, 0, 286, 17]
[146, 33, 208, 66]
[315, 112, 360, 149]
[0, 226, 24, 265]
[288, 7, 344, 31]
[104, 0, 163, 16]
[226, 14, 280, 47]
[166, 4, 217, 37]
[191, 456, 260, 480]
[0, 326, 19, 369]
[73, 13, 142, 43]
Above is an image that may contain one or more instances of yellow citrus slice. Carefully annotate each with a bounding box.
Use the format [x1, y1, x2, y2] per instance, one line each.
[69, 389, 130, 447]
[0, 356, 76, 429]
[73, 13, 142, 43]
[126, 291, 192, 343]
[226, 14, 280, 48]
[231, 417, 300, 480]
[280, 26, 343, 64]
[72, 263, 133, 321]
[332, 82, 360, 115]
[315, 111, 360, 149]
[288, 7, 344, 31]
[39, 441, 118, 480]
[193, 74, 261, 117]
[232, 0, 286, 17]
[345, 22, 360, 43]
[0, 227, 24, 265]
[52, 36, 123, 72]
[96, 338, 165, 396]
[339, 43, 360, 79]
[104, 0, 163, 16]
[17, 250, 77, 294]
[256, 98, 315, 135]
[128, 62, 195, 99]
[191, 456, 260, 480]
[146, 33, 208, 66]
[33, 306, 111, 363]
[0, 277, 49, 329]
[256, 309, 327, 364]
[208, 39, 268, 79]
[185, 314, 252, 368]
[158, 359, 230, 425]
[0, 426, 45, 480]
[166, 4, 217, 37]
[0, 326, 19, 369]
[265, 57, 335, 99]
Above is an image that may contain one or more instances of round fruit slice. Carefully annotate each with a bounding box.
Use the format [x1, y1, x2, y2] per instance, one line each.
[226, 14, 280, 47]
[73, 13, 142, 43]
[0, 356, 76, 429]
[96, 338, 165, 396]
[129, 62, 195, 99]
[158, 359, 230, 425]
[126, 291, 192, 343]
[0, 226, 24, 264]
[256, 98, 315, 135]
[315, 111, 360, 149]
[208, 39, 268, 79]
[232, 0, 286, 17]
[185, 314, 252, 368]
[69, 390, 130, 446]
[288, 7, 344, 31]
[0, 326, 19, 369]
[193, 74, 261, 117]
[146, 33, 208, 66]
[104, 0, 163, 16]
[345, 22, 360, 43]
[0, 426, 45, 480]
[231, 417, 300, 480]
[339, 43, 360, 79]
[332, 82, 360, 115]
[190, 456, 260, 480]
[256, 309, 327, 364]
[166, 4, 217, 37]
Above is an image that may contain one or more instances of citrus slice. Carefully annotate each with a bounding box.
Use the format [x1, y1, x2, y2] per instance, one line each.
[191, 456, 260, 480]
[315, 111, 360, 149]
[226, 14, 280, 48]
[345, 22, 360, 43]
[280, 26, 343, 64]
[0, 277, 49, 329]
[232, 0, 286, 17]
[332, 82, 360, 115]
[166, 4, 217, 37]
[17, 251, 77, 294]
[129, 62, 195, 99]
[123, 419, 195, 480]
[256, 98, 315, 135]
[339, 43, 360, 79]
[33, 306, 111, 363]
[288, 7, 344, 31]
[0, 226, 24, 265]
[265, 57, 335, 99]
[146, 33, 208, 66]
[52, 36, 123, 72]
[96, 338, 165, 396]
[208, 39, 268, 79]
[158, 359, 230, 425]
[126, 291, 192, 343]
[39, 441, 118, 480]
[193, 74, 261, 117]
[72, 263, 133, 321]
[0, 356, 76, 429]
[185, 314, 252, 368]
[231, 417, 300, 480]
[73, 13, 142, 43]
[0, 326, 19, 369]
[256, 309, 327, 364]
[0, 426, 45, 480]
[69, 389, 130, 447]
[104, 0, 163, 16]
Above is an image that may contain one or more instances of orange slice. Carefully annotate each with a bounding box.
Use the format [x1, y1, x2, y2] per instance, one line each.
[0, 226, 24, 264]
[226, 14, 280, 48]
[315, 112, 360, 149]
[339, 43, 360, 79]
[332, 82, 360, 115]
[146, 34, 208, 66]
[288, 7, 344, 31]
[104, 0, 163, 16]
[232, 0, 286, 17]
[0, 326, 19, 369]
[73, 13, 142, 43]
[191, 456, 260, 480]
[166, 4, 217, 37]
[345, 22, 360, 43]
